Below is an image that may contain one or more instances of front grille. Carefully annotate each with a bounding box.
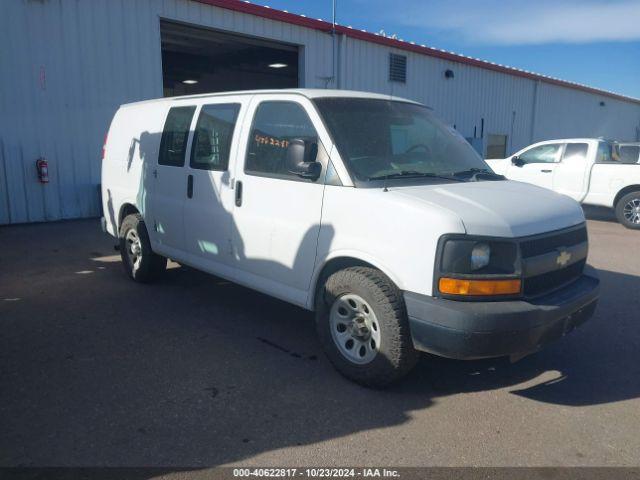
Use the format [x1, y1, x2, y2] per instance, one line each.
[520, 225, 587, 297]
[524, 259, 585, 297]
[520, 226, 587, 258]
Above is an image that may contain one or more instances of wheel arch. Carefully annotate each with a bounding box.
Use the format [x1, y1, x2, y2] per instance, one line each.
[117, 203, 140, 234]
[308, 254, 402, 311]
[614, 185, 640, 207]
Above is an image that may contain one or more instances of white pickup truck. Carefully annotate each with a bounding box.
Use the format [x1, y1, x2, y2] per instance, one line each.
[486, 139, 640, 229]
[102, 89, 599, 387]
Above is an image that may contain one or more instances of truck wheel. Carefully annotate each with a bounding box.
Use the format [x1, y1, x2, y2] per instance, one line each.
[615, 191, 640, 229]
[316, 267, 418, 387]
[119, 213, 167, 282]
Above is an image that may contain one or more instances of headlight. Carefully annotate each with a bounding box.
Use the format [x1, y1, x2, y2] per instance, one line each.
[439, 238, 517, 275]
[437, 236, 520, 297]
[470, 242, 491, 271]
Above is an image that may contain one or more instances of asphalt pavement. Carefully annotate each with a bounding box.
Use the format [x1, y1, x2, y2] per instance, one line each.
[1, 211, 639, 468]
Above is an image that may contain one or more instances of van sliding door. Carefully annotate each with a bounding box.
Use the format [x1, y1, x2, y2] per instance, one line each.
[151, 105, 196, 253]
[183, 99, 246, 271]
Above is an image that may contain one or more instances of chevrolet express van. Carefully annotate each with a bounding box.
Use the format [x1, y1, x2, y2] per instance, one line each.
[101, 89, 599, 387]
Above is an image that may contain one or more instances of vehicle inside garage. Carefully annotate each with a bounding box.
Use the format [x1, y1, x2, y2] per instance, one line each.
[160, 20, 299, 96]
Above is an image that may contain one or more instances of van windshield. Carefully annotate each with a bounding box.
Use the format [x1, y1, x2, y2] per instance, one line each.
[314, 98, 491, 184]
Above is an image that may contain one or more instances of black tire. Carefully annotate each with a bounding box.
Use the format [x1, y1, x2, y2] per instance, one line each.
[615, 191, 640, 229]
[119, 213, 167, 282]
[315, 266, 418, 388]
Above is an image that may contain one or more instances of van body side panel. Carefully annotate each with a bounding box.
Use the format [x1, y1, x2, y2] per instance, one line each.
[183, 98, 250, 269]
[227, 94, 329, 306]
[150, 104, 198, 251]
[313, 185, 466, 304]
[101, 102, 167, 238]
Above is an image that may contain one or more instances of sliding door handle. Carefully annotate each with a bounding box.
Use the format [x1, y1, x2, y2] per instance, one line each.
[235, 180, 243, 207]
[187, 174, 193, 198]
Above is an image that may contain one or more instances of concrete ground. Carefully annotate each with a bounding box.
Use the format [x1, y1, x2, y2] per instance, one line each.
[0, 212, 639, 468]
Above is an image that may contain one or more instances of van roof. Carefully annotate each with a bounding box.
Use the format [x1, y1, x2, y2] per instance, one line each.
[121, 88, 419, 108]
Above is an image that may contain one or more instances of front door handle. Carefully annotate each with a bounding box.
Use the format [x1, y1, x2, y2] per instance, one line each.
[235, 180, 243, 207]
[187, 174, 193, 198]
[540, 169, 552, 173]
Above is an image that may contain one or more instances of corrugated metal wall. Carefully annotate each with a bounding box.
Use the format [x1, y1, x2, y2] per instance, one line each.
[534, 82, 640, 142]
[0, 0, 335, 224]
[1, 0, 639, 224]
[340, 36, 539, 153]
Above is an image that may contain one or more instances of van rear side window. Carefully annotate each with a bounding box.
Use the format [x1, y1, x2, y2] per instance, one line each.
[190, 103, 240, 171]
[159, 106, 196, 167]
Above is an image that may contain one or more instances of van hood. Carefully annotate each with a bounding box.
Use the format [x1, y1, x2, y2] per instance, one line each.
[389, 180, 585, 237]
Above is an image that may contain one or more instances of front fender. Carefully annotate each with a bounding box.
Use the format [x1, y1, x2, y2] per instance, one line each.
[307, 249, 405, 309]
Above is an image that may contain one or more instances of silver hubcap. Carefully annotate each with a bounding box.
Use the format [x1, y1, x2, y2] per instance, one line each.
[125, 229, 142, 270]
[623, 198, 640, 224]
[329, 293, 381, 365]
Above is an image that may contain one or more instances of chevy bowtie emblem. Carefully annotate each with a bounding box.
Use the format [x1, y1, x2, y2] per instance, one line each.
[556, 249, 572, 267]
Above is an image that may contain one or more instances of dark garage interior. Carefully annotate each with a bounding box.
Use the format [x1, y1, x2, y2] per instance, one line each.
[161, 20, 300, 96]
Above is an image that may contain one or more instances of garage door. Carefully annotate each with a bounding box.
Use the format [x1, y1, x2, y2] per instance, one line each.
[161, 20, 299, 96]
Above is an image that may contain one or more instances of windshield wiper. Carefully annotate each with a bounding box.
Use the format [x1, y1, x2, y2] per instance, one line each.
[369, 170, 464, 182]
[451, 168, 505, 181]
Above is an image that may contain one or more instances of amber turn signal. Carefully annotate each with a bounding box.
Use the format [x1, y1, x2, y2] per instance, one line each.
[439, 277, 521, 296]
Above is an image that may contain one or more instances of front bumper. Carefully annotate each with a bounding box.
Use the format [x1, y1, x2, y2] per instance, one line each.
[404, 265, 600, 360]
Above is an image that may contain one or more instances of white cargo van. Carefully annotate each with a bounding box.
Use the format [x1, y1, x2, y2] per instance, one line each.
[101, 89, 599, 387]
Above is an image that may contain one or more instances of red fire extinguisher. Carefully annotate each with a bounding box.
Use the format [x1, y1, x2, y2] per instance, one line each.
[36, 158, 49, 184]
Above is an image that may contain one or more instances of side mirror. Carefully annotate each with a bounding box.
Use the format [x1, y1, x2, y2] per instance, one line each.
[511, 155, 524, 167]
[286, 138, 321, 181]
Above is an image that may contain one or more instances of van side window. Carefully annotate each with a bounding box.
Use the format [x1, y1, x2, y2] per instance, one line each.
[190, 103, 240, 171]
[245, 101, 318, 180]
[562, 143, 588, 162]
[518, 144, 561, 164]
[158, 106, 196, 167]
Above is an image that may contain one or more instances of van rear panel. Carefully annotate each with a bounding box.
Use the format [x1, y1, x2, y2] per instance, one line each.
[101, 102, 168, 236]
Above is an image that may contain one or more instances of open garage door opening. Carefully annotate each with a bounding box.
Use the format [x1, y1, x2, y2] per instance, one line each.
[161, 20, 299, 96]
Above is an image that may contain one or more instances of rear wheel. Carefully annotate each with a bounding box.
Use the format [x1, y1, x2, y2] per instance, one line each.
[615, 191, 640, 229]
[119, 213, 167, 282]
[316, 267, 418, 388]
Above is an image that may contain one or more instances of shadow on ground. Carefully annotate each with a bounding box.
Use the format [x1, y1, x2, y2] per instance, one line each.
[582, 205, 617, 223]
[0, 220, 639, 467]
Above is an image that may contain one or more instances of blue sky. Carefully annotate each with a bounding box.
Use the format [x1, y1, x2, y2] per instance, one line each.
[262, 0, 640, 98]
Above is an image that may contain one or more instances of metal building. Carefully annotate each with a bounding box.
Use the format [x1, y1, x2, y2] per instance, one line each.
[2, 0, 640, 224]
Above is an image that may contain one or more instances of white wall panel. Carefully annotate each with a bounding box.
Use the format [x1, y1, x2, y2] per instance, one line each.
[534, 83, 640, 142]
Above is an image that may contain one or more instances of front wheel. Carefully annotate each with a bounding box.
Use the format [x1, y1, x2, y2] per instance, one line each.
[615, 191, 640, 229]
[316, 267, 418, 388]
[119, 213, 167, 282]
